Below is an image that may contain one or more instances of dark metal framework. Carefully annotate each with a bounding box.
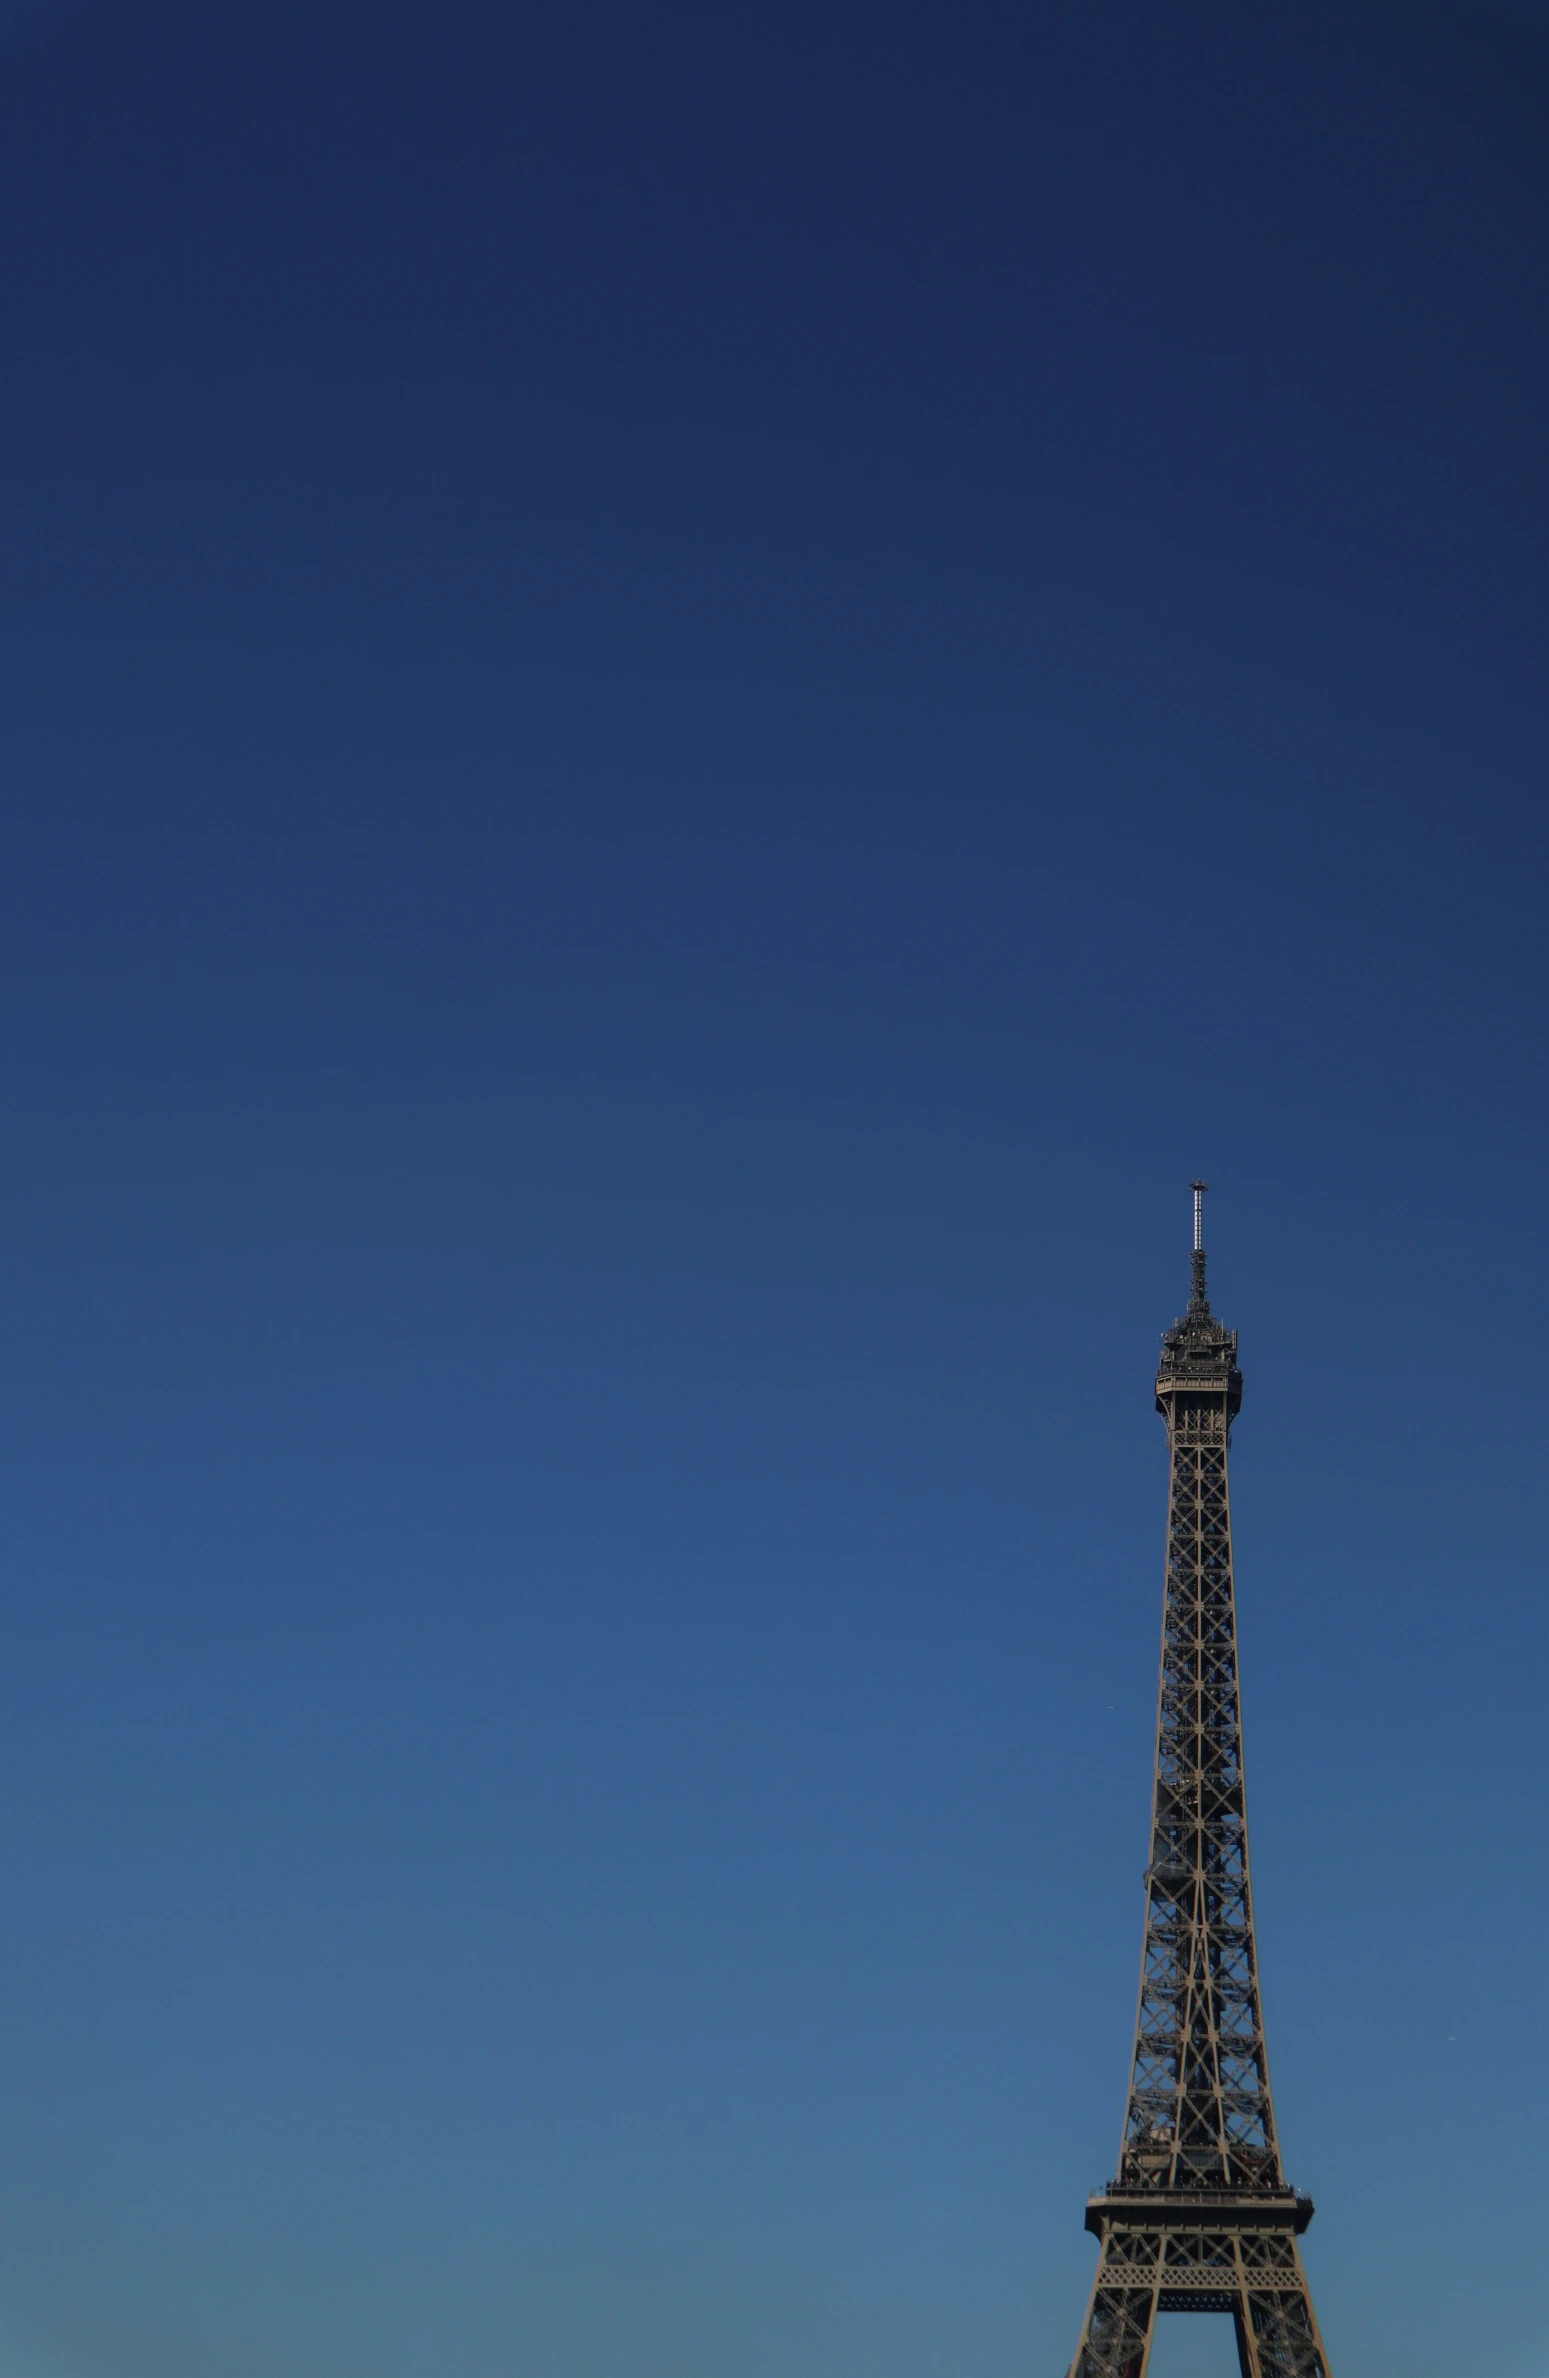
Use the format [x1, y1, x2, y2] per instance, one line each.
[1065, 1188, 1331, 2378]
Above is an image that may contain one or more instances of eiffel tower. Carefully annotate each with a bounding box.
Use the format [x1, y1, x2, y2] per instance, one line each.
[1065, 1187, 1332, 2378]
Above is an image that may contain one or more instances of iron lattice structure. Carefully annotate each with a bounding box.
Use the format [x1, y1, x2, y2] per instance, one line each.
[1065, 1188, 1331, 2378]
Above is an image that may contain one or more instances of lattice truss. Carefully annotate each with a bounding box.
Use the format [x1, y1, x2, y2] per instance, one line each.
[1124, 1410, 1276, 2192]
[1070, 2227, 1327, 2378]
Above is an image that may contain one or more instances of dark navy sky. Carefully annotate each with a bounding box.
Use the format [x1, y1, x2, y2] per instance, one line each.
[1, 3, 1546, 2374]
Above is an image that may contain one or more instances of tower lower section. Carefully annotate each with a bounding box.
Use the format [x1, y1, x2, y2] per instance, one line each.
[1068, 2195, 1329, 2378]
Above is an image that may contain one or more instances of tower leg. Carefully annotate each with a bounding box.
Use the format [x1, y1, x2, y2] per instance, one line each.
[1234, 2235, 1330, 2377]
[1237, 2283, 1328, 2376]
[1066, 2232, 1158, 2378]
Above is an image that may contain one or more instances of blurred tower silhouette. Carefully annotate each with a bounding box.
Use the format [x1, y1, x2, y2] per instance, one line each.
[1065, 1188, 1331, 2378]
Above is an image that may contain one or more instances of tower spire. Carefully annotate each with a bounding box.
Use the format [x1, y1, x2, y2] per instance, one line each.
[1189, 1178, 1210, 1314]
[1064, 1199, 1332, 2378]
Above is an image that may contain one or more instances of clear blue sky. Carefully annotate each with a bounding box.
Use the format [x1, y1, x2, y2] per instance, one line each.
[1, 3, 1546, 2374]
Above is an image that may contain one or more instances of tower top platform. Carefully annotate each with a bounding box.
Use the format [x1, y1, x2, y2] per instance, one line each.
[1156, 1180, 1242, 1419]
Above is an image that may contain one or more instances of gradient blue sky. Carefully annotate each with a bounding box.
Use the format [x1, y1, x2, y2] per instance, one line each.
[2, 3, 1547, 2374]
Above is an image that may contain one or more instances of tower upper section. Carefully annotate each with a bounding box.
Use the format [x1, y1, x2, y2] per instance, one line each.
[1155, 1181, 1242, 1427]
